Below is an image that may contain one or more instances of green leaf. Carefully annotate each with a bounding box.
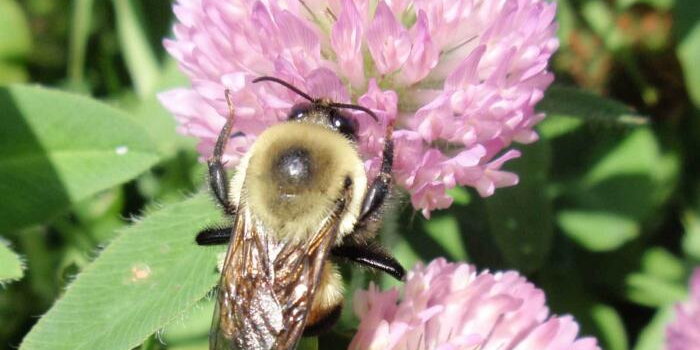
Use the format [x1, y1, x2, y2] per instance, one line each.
[485, 141, 553, 273]
[555, 0, 576, 48]
[676, 0, 700, 106]
[169, 344, 208, 350]
[640, 247, 685, 282]
[633, 307, 674, 350]
[617, 0, 673, 10]
[0, 60, 28, 84]
[298, 337, 319, 350]
[67, 0, 95, 86]
[422, 215, 467, 261]
[123, 58, 189, 157]
[162, 298, 212, 344]
[537, 115, 584, 139]
[112, 0, 160, 97]
[683, 210, 700, 261]
[446, 186, 471, 205]
[20, 192, 225, 350]
[0, 85, 161, 232]
[626, 273, 686, 307]
[581, 1, 620, 49]
[0, 239, 24, 283]
[625, 248, 686, 307]
[556, 127, 678, 251]
[0, 0, 31, 60]
[537, 86, 647, 137]
[558, 211, 638, 251]
[582, 128, 658, 186]
[591, 304, 628, 350]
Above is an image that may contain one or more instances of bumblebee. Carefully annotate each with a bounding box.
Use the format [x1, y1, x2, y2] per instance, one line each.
[195, 77, 404, 350]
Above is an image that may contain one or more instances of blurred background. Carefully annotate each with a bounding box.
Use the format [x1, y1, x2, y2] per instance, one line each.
[0, 0, 699, 349]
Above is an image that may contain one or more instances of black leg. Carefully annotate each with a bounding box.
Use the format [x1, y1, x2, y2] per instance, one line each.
[196, 226, 233, 246]
[208, 90, 237, 216]
[332, 243, 405, 281]
[359, 121, 394, 221]
[337, 121, 403, 280]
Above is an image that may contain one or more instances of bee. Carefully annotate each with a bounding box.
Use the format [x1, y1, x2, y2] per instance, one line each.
[195, 76, 405, 350]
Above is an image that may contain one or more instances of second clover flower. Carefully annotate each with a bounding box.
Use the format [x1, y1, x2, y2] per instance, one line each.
[350, 258, 601, 350]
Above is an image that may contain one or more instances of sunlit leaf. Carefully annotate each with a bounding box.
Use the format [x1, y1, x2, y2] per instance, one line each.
[446, 186, 471, 206]
[640, 247, 685, 282]
[683, 211, 700, 261]
[162, 298, 212, 345]
[537, 115, 584, 139]
[626, 273, 686, 307]
[676, 0, 700, 106]
[0, 61, 28, 84]
[558, 211, 638, 251]
[556, 128, 678, 251]
[112, 0, 159, 97]
[67, 0, 95, 86]
[0, 0, 31, 60]
[124, 59, 189, 157]
[20, 192, 225, 350]
[633, 307, 675, 350]
[423, 215, 467, 261]
[591, 304, 628, 350]
[0, 239, 24, 283]
[0, 85, 161, 232]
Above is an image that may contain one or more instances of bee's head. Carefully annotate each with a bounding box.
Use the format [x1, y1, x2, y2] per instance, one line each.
[286, 101, 358, 140]
[252, 76, 378, 141]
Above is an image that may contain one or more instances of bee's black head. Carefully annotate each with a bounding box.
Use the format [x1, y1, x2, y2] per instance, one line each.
[252, 76, 378, 142]
[286, 102, 358, 140]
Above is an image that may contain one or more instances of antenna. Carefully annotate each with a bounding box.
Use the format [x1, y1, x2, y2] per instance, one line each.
[328, 102, 378, 121]
[252, 76, 379, 122]
[252, 76, 313, 102]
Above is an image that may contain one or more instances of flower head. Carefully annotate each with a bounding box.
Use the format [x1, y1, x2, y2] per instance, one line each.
[160, 0, 559, 216]
[350, 258, 600, 350]
[666, 268, 700, 350]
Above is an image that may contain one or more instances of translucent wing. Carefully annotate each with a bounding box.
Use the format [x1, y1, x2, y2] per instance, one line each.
[210, 191, 349, 350]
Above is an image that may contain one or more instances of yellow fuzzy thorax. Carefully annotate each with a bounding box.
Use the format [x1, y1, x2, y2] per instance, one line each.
[229, 122, 367, 242]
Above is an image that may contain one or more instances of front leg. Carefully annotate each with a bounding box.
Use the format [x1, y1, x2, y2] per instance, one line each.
[332, 242, 404, 280]
[333, 121, 404, 280]
[196, 90, 238, 246]
[196, 226, 232, 246]
[359, 121, 394, 222]
[208, 89, 237, 216]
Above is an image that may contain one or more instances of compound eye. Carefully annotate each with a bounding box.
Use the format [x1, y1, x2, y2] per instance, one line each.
[330, 111, 357, 139]
[288, 103, 312, 120]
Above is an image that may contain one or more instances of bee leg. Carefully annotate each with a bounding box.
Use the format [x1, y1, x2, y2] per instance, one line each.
[332, 243, 405, 281]
[208, 89, 237, 216]
[340, 122, 403, 280]
[358, 121, 394, 222]
[195, 226, 232, 245]
[302, 304, 342, 337]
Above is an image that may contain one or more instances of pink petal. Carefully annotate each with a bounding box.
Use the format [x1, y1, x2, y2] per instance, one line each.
[366, 1, 411, 74]
[331, 0, 366, 87]
[398, 10, 439, 85]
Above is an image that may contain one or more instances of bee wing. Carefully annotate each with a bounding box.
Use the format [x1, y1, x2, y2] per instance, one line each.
[209, 208, 281, 350]
[210, 189, 350, 350]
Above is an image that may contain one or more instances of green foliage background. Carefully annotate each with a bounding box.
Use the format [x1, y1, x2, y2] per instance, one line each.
[0, 0, 699, 349]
